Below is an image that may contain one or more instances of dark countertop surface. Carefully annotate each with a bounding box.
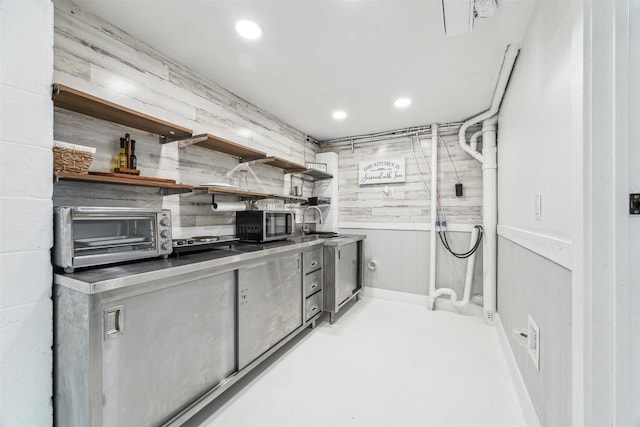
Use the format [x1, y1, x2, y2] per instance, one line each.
[54, 234, 365, 295]
[55, 237, 326, 294]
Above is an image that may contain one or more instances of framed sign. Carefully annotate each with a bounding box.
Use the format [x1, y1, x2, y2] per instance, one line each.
[359, 158, 405, 185]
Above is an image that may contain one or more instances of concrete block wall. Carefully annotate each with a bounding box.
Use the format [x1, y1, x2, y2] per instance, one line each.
[0, 1, 54, 426]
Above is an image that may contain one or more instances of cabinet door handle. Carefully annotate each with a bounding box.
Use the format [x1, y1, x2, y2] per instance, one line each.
[104, 305, 124, 339]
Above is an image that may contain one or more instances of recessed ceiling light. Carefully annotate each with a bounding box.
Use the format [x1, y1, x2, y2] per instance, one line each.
[332, 111, 347, 120]
[394, 98, 412, 108]
[235, 19, 263, 40]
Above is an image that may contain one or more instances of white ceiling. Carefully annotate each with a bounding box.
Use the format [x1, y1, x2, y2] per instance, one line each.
[71, 0, 535, 141]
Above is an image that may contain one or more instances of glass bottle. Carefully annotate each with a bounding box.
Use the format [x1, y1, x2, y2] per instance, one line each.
[129, 140, 137, 170]
[118, 138, 127, 169]
[239, 170, 248, 191]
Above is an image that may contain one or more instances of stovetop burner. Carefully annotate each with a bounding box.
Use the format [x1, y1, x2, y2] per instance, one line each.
[171, 235, 239, 255]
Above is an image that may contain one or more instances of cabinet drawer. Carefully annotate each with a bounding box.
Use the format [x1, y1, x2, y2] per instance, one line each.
[305, 290, 323, 321]
[303, 268, 323, 297]
[303, 247, 322, 274]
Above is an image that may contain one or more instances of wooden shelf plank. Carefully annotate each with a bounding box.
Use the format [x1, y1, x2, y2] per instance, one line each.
[264, 156, 308, 173]
[193, 186, 269, 198]
[52, 84, 192, 137]
[55, 172, 193, 192]
[299, 169, 333, 180]
[174, 134, 267, 161]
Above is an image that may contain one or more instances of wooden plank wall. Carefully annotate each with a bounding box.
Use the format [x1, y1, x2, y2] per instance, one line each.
[320, 129, 483, 225]
[52, 0, 316, 230]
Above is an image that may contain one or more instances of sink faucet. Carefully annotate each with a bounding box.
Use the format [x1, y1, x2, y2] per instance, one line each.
[302, 206, 324, 235]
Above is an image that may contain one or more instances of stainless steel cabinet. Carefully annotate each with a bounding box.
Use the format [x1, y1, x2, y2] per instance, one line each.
[55, 241, 326, 426]
[238, 254, 303, 369]
[323, 235, 365, 323]
[55, 271, 236, 427]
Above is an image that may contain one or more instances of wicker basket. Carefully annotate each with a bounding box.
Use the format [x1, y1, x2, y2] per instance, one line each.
[53, 141, 96, 174]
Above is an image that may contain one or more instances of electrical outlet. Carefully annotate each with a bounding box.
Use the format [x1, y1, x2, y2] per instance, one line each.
[528, 315, 540, 371]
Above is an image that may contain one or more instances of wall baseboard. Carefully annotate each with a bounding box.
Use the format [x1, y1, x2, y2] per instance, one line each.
[497, 225, 573, 270]
[495, 313, 543, 427]
[361, 286, 429, 305]
[361, 286, 483, 316]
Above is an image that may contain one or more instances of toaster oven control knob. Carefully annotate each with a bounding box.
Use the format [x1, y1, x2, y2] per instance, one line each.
[159, 218, 170, 226]
[161, 242, 172, 251]
[160, 230, 171, 238]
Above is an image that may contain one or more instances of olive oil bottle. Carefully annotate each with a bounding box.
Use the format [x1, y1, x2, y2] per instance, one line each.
[118, 138, 127, 169]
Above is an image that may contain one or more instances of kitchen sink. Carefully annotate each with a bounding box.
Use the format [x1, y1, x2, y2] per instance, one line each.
[307, 231, 340, 238]
[287, 235, 324, 243]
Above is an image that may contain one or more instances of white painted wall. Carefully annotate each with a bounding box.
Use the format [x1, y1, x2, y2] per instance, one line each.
[0, 1, 54, 426]
[498, 1, 579, 241]
[497, 0, 582, 426]
[628, 1, 640, 423]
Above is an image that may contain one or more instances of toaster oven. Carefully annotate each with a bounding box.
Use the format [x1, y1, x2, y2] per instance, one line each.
[54, 207, 173, 273]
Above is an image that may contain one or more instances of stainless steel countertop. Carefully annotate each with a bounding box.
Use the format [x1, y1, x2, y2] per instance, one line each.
[321, 234, 366, 247]
[55, 237, 327, 295]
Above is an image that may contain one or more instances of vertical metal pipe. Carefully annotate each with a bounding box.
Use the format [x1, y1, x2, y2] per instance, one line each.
[481, 116, 498, 322]
[428, 124, 439, 309]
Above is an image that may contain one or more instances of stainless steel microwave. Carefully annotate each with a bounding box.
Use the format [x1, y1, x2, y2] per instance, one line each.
[54, 207, 173, 273]
[236, 210, 296, 242]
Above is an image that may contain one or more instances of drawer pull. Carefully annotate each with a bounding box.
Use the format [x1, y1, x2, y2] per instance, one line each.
[311, 282, 318, 289]
[310, 305, 318, 312]
[310, 260, 318, 267]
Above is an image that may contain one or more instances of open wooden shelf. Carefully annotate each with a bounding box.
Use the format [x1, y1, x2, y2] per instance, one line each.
[298, 168, 333, 180]
[264, 156, 308, 173]
[169, 133, 267, 161]
[54, 172, 193, 194]
[192, 186, 269, 198]
[52, 84, 192, 137]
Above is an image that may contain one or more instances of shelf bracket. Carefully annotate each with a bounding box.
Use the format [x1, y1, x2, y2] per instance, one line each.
[159, 132, 196, 144]
[240, 158, 273, 166]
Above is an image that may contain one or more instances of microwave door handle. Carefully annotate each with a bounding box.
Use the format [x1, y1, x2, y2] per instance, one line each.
[287, 214, 294, 234]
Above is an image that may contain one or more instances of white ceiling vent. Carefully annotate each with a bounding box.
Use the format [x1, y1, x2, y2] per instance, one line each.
[441, 0, 508, 36]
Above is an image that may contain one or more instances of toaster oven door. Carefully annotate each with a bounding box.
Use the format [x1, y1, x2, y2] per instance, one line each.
[71, 213, 158, 268]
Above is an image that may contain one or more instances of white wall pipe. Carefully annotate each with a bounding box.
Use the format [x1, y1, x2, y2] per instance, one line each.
[481, 116, 498, 323]
[470, 130, 482, 153]
[427, 124, 438, 309]
[455, 225, 479, 308]
[430, 225, 480, 309]
[458, 44, 520, 162]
